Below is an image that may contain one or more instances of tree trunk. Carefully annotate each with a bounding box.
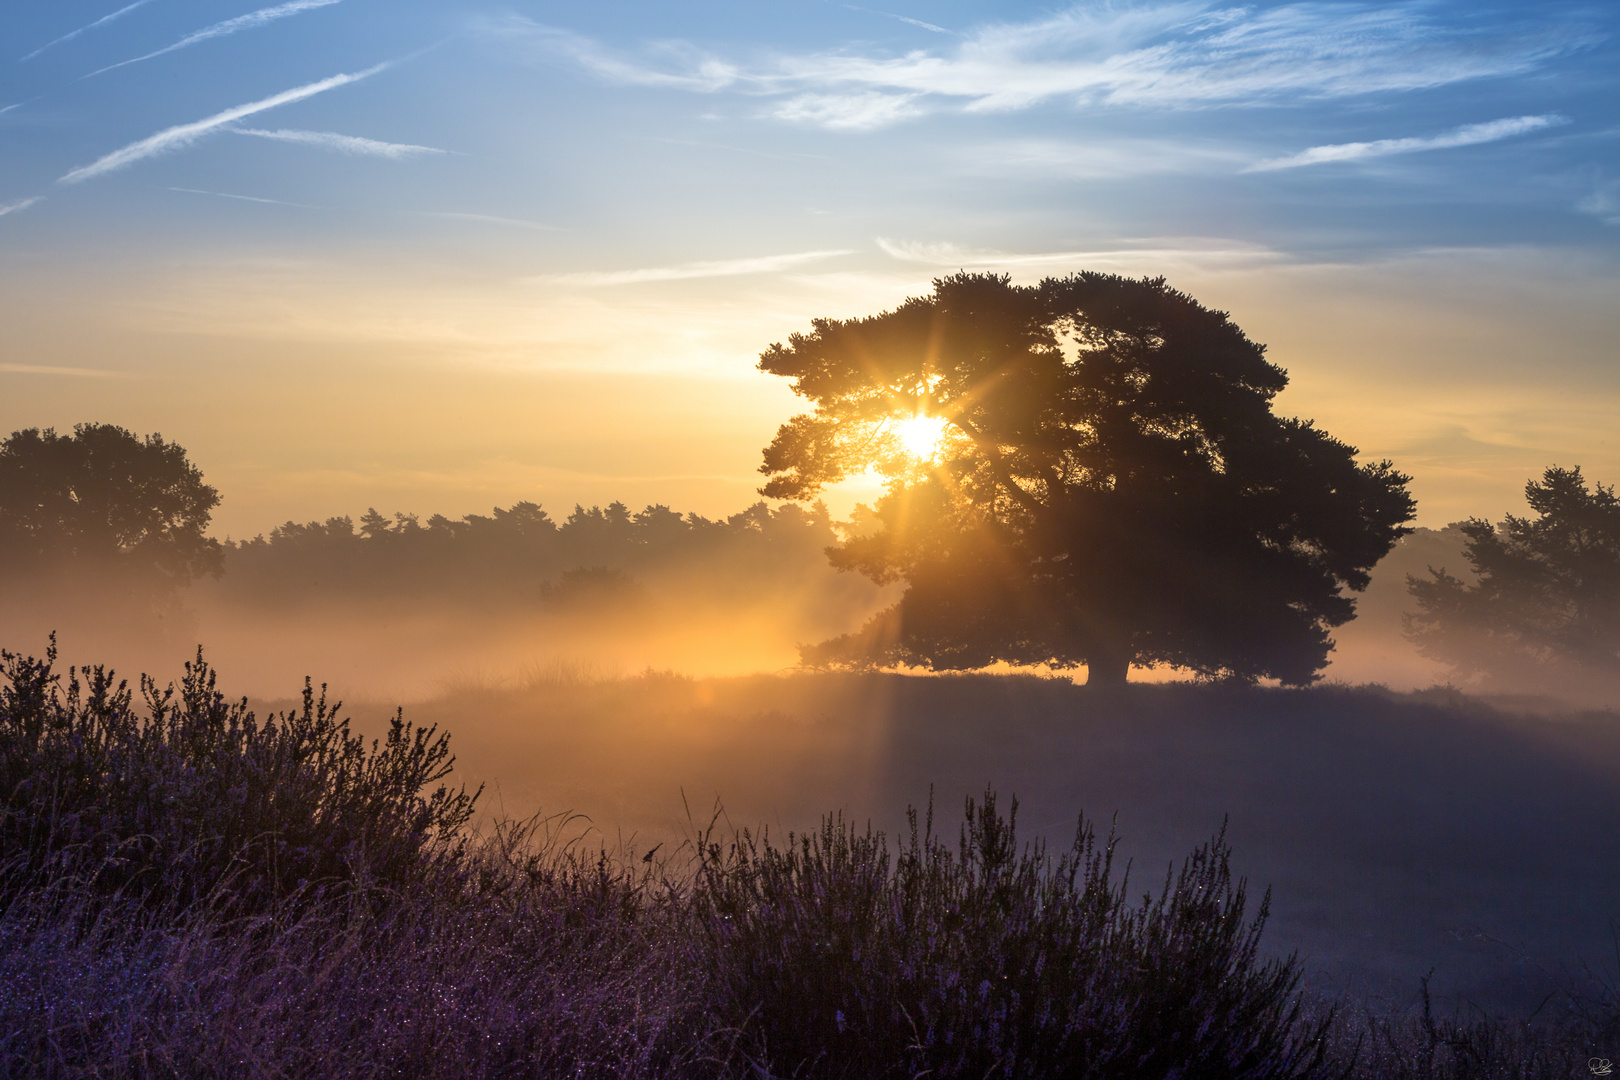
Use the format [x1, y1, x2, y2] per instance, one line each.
[1084, 647, 1132, 688]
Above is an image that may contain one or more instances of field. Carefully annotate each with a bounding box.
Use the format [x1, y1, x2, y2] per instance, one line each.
[368, 669, 1620, 1013]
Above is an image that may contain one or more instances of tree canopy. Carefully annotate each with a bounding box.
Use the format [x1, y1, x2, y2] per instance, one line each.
[1405, 466, 1620, 689]
[0, 424, 221, 584]
[758, 272, 1416, 685]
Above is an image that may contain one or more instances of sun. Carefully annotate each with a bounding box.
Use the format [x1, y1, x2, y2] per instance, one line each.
[896, 413, 949, 461]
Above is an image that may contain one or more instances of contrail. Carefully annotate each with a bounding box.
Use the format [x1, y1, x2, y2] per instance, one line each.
[84, 0, 342, 78]
[21, 0, 160, 62]
[166, 186, 314, 207]
[59, 62, 388, 183]
[0, 197, 43, 217]
[234, 127, 447, 158]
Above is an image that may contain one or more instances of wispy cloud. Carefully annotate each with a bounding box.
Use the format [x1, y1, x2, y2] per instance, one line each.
[1578, 177, 1620, 225]
[490, 20, 739, 92]
[167, 186, 313, 206]
[544, 249, 852, 285]
[772, 92, 923, 130]
[839, 4, 953, 35]
[1247, 114, 1570, 171]
[235, 127, 447, 158]
[498, 3, 1596, 130]
[59, 63, 388, 183]
[953, 137, 1249, 179]
[20, 0, 160, 62]
[0, 197, 42, 217]
[876, 236, 1283, 271]
[85, 0, 342, 78]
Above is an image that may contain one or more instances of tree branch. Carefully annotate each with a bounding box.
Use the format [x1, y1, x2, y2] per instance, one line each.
[947, 414, 1049, 519]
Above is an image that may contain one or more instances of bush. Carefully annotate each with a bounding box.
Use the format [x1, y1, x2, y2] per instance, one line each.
[0, 640, 477, 915]
[0, 814, 705, 1079]
[692, 791, 1328, 1079]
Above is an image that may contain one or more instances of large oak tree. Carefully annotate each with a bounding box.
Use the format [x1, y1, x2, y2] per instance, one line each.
[758, 272, 1415, 685]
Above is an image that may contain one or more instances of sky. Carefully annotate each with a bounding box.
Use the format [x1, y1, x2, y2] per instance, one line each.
[1, 0, 1617, 538]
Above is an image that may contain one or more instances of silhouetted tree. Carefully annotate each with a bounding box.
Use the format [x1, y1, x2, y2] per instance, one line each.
[1406, 466, 1620, 686]
[0, 424, 221, 584]
[759, 272, 1416, 685]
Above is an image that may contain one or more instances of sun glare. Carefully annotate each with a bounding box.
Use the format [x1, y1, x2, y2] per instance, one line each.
[896, 414, 949, 460]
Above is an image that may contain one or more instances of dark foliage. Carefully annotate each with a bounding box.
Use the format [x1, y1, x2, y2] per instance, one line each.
[0, 641, 477, 916]
[1406, 466, 1620, 691]
[0, 813, 704, 1079]
[761, 272, 1416, 685]
[0, 424, 222, 585]
[694, 790, 1329, 1079]
[220, 498, 849, 612]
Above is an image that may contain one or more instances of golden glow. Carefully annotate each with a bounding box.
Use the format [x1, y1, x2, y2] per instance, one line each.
[896, 413, 949, 460]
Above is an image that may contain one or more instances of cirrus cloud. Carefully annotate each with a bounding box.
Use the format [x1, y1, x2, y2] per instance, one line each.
[1246, 114, 1571, 171]
[0, 196, 43, 217]
[540, 249, 854, 286]
[21, 0, 160, 62]
[234, 127, 448, 158]
[59, 63, 389, 183]
[492, 2, 1599, 130]
[84, 0, 343, 79]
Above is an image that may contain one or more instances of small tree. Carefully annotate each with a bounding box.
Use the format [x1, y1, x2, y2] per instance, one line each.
[758, 272, 1415, 685]
[1405, 466, 1620, 688]
[0, 423, 222, 584]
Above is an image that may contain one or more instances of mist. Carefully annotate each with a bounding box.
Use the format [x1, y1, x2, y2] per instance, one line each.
[0, 497, 899, 699]
[0, 499, 1495, 699]
[5, 510, 1578, 704]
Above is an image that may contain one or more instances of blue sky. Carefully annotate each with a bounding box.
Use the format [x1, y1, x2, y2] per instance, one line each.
[2, 1, 1618, 534]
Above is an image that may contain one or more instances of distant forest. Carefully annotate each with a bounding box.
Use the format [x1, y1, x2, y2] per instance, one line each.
[215, 499, 875, 614]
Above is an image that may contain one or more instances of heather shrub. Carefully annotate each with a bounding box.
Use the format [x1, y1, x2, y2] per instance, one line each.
[0, 641, 476, 915]
[692, 790, 1329, 1079]
[0, 817, 705, 1079]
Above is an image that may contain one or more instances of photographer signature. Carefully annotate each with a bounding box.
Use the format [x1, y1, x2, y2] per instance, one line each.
[1591, 1058, 1613, 1076]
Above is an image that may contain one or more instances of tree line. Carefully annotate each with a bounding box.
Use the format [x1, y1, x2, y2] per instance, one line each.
[221, 498, 853, 611]
[0, 424, 862, 616]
